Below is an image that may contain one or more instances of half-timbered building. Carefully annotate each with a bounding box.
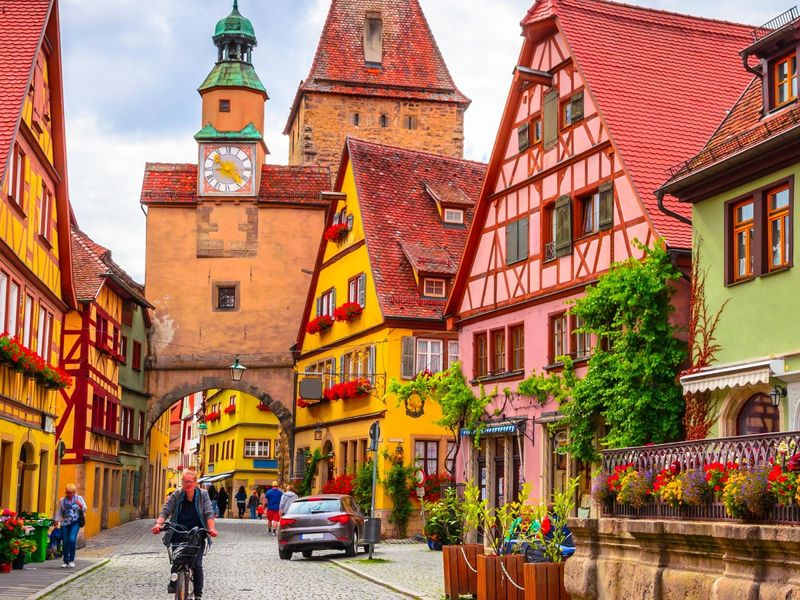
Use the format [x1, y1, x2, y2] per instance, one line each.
[0, 0, 76, 515]
[58, 227, 150, 537]
[446, 0, 755, 505]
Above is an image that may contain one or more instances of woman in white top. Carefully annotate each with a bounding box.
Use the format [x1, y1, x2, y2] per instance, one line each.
[54, 483, 87, 568]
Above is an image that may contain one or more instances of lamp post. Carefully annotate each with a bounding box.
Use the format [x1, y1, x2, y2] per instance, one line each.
[229, 356, 247, 382]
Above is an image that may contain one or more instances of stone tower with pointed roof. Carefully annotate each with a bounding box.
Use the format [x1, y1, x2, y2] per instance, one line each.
[285, 0, 470, 177]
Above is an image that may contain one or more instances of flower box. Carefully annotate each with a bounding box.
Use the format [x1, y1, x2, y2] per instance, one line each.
[333, 302, 363, 322]
[324, 223, 350, 243]
[205, 411, 221, 422]
[0, 335, 71, 390]
[306, 315, 334, 335]
[323, 379, 371, 401]
[442, 544, 484, 599]
[256, 403, 271, 412]
[476, 554, 526, 600]
[223, 404, 236, 415]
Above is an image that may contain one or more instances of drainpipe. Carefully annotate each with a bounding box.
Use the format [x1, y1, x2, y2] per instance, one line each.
[289, 370, 298, 481]
[655, 189, 691, 226]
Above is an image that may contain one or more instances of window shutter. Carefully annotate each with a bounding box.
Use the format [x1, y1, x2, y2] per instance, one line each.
[518, 216, 529, 261]
[333, 212, 340, 225]
[316, 296, 321, 317]
[554, 195, 572, 256]
[358, 274, 367, 307]
[543, 90, 559, 149]
[347, 214, 354, 230]
[506, 220, 518, 265]
[570, 92, 584, 123]
[517, 124, 530, 152]
[339, 355, 346, 381]
[401, 336, 416, 379]
[599, 182, 614, 230]
[331, 288, 337, 313]
[368, 345, 376, 385]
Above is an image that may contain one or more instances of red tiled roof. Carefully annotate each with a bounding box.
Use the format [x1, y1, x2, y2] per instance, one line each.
[140, 163, 330, 206]
[0, 0, 51, 187]
[284, 0, 469, 133]
[400, 240, 458, 276]
[349, 138, 486, 320]
[523, 0, 755, 248]
[424, 182, 474, 207]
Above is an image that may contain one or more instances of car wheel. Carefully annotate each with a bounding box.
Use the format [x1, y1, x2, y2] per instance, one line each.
[345, 529, 358, 557]
[278, 547, 293, 560]
[302, 550, 313, 558]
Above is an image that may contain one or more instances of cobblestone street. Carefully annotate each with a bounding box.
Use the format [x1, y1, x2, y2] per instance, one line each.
[38, 519, 439, 600]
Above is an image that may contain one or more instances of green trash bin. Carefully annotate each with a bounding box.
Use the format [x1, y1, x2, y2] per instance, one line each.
[26, 518, 52, 563]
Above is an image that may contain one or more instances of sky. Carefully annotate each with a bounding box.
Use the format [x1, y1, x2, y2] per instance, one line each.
[59, 0, 792, 281]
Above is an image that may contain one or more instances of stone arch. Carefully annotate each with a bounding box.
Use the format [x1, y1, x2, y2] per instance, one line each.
[17, 441, 37, 512]
[718, 383, 782, 437]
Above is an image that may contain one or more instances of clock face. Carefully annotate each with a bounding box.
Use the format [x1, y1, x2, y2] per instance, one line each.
[200, 144, 255, 195]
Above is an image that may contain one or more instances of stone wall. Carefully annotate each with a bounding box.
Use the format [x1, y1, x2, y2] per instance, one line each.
[288, 92, 466, 180]
[565, 517, 800, 599]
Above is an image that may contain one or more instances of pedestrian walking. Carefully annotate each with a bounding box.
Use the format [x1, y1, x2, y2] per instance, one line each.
[217, 487, 229, 518]
[265, 480, 283, 535]
[247, 489, 259, 519]
[54, 483, 87, 568]
[279, 483, 298, 516]
[235, 485, 247, 519]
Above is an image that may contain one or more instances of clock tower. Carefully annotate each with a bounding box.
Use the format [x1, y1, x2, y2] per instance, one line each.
[196, 0, 267, 197]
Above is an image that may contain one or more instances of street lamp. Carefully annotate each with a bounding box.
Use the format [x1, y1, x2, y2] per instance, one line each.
[229, 356, 247, 382]
[770, 385, 787, 408]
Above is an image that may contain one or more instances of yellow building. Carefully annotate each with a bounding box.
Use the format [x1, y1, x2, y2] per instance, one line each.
[147, 409, 170, 517]
[0, 1, 77, 517]
[58, 227, 150, 538]
[199, 389, 282, 514]
[294, 139, 486, 535]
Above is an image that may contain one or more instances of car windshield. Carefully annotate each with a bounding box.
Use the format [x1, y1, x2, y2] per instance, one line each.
[287, 499, 341, 514]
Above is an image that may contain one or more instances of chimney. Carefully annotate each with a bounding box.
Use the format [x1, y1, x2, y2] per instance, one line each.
[364, 11, 383, 67]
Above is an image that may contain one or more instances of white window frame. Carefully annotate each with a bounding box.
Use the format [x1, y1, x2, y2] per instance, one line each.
[416, 338, 443, 374]
[244, 439, 271, 458]
[423, 278, 446, 298]
[22, 294, 33, 348]
[320, 289, 335, 317]
[8, 282, 19, 337]
[0, 272, 7, 334]
[443, 208, 464, 225]
[448, 340, 460, 366]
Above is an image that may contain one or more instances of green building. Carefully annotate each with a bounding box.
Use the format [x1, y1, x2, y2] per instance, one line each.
[660, 19, 800, 437]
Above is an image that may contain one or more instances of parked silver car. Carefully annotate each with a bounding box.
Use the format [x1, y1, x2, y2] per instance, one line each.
[278, 495, 367, 560]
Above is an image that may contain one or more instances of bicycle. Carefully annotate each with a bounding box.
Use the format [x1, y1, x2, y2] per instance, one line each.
[159, 523, 211, 600]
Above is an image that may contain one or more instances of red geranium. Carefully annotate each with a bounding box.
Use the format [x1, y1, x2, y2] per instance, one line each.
[205, 411, 221, 422]
[223, 404, 236, 415]
[333, 302, 363, 322]
[322, 474, 354, 495]
[607, 463, 634, 493]
[0, 334, 71, 389]
[324, 223, 350, 243]
[323, 379, 371, 402]
[306, 315, 334, 335]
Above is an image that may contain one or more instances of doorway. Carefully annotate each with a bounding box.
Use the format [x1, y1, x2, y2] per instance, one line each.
[16, 444, 28, 511]
[101, 468, 110, 529]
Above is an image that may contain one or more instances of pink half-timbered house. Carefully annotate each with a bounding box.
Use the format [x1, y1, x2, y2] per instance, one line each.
[445, 0, 755, 506]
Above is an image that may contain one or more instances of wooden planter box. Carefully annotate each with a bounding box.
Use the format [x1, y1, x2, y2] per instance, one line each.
[442, 544, 484, 599]
[476, 554, 526, 600]
[524, 562, 569, 600]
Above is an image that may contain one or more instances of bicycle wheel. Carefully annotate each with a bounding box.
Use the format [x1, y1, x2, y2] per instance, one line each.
[174, 569, 188, 600]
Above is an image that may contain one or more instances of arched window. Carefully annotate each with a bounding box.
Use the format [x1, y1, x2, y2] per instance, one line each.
[737, 393, 780, 435]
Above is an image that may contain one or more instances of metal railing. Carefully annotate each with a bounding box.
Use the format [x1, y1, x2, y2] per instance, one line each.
[601, 431, 800, 523]
[752, 6, 799, 41]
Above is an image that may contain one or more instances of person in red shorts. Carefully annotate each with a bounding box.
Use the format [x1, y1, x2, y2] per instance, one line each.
[264, 480, 283, 535]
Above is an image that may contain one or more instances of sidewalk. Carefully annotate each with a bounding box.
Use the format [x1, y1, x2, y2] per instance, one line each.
[0, 558, 107, 600]
[329, 540, 444, 600]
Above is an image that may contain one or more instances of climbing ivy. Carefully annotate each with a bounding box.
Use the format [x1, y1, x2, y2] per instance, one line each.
[298, 449, 325, 497]
[383, 461, 415, 538]
[559, 242, 687, 462]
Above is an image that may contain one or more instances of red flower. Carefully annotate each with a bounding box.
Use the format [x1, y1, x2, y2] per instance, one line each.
[324, 223, 350, 243]
[306, 315, 334, 335]
[541, 517, 552, 536]
[333, 302, 363, 323]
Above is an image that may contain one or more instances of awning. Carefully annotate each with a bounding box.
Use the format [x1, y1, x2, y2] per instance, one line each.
[461, 419, 526, 437]
[680, 359, 785, 395]
[198, 471, 234, 484]
[535, 411, 564, 424]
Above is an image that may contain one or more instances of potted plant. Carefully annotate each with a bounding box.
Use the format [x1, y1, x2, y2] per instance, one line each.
[441, 484, 484, 600]
[305, 315, 334, 335]
[422, 487, 464, 551]
[333, 302, 363, 322]
[10, 538, 36, 570]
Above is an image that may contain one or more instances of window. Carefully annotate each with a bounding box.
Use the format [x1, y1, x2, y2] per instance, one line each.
[415, 440, 439, 475]
[737, 393, 780, 435]
[348, 274, 367, 307]
[352, 113, 360, 126]
[509, 325, 524, 372]
[39, 187, 52, 241]
[121, 336, 128, 364]
[545, 196, 572, 261]
[8, 282, 19, 336]
[379, 114, 389, 128]
[474, 332, 488, 379]
[138, 411, 145, 442]
[7, 145, 25, 207]
[92, 394, 105, 430]
[423, 278, 446, 298]
[580, 184, 615, 236]
[506, 216, 529, 265]
[229, 395, 236, 407]
[443, 208, 465, 225]
[364, 12, 383, 66]
[732, 199, 755, 281]
[244, 440, 270, 458]
[219, 99, 230, 112]
[572, 315, 592, 359]
[774, 53, 798, 108]
[120, 407, 134, 440]
[36, 306, 52, 360]
[0, 273, 6, 332]
[532, 118, 542, 145]
[416, 339, 443, 373]
[317, 288, 336, 317]
[550, 313, 568, 363]
[445, 440, 455, 474]
[216, 285, 237, 310]
[543, 90, 559, 148]
[106, 401, 117, 433]
[22, 294, 33, 348]
[404, 115, 418, 130]
[768, 185, 790, 271]
[490, 329, 505, 374]
[561, 92, 584, 129]
[448, 340, 460, 366]
[132, 340, 142, 371]
[518, 123, 530, 152]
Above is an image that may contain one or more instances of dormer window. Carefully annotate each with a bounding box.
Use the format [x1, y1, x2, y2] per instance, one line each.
[423, 278, 446, 298]
[364, 11, 383, 67]
[443, 208, 464, 225]
[773, 53, 797, 108]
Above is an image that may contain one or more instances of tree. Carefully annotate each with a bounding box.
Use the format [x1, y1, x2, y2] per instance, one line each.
[560, 242, 687, 462]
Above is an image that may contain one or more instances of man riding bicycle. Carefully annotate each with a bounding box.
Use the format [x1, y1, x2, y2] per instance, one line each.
[152, 470, 218, 598]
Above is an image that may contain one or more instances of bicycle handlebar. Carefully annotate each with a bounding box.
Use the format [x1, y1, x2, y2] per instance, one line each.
[159, 523, 209, 535]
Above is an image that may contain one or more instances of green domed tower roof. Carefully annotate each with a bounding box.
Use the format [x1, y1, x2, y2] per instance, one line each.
[213, 1, 256, 44]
